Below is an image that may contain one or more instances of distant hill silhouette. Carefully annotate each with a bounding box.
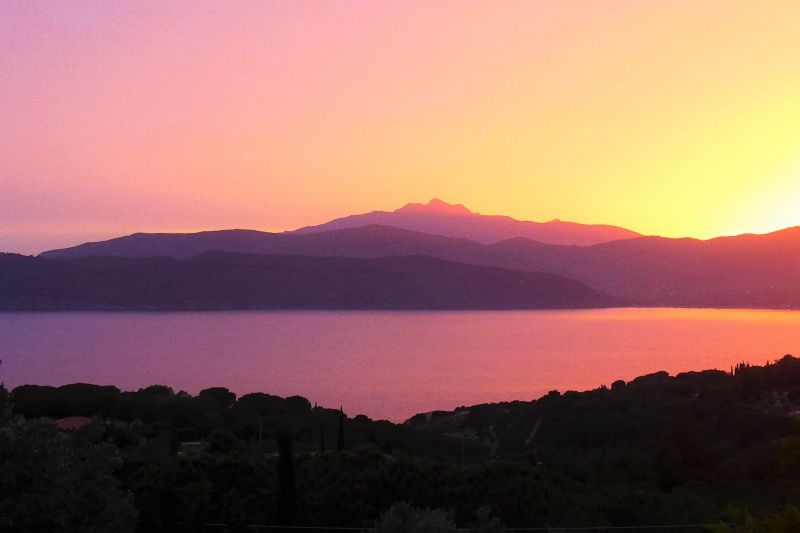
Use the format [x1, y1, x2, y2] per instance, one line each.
[480, 227, 800, 309]
[292, 199, 640, 245]
[39, 225, 800, 309]
[0, 252, 616, 310]
[40, 226, 481, 261]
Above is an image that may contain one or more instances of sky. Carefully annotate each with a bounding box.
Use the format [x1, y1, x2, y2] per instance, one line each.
[3, 1, 800, 255]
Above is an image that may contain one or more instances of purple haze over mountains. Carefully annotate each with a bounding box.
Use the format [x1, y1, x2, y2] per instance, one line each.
[29, 199, 800, 309]
[293, 199, 641, 245]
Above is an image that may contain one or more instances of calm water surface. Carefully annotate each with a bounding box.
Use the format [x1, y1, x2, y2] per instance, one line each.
[1, 308, 799, 421]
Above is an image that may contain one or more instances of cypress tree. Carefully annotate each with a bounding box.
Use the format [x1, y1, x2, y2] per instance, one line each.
[276, 433, 297, 525]
[336, 406, 345, 451]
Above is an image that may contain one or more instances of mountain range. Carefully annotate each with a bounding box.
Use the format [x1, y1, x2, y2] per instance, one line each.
[292, 198, 640, 245]
[40, 199, 639, 260]
[15, 199, 800, 309]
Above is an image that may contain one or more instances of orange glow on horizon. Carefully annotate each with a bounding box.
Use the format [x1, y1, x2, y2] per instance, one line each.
[2, 1, 800, 254]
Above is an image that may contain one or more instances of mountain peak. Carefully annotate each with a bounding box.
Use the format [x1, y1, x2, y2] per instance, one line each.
[398, 199, 474, 216]
[291, 199, 640, 245]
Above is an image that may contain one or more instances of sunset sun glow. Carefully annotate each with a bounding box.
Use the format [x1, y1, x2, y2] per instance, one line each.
[3, 1, 800, 253]
[6, 4, 800, 529]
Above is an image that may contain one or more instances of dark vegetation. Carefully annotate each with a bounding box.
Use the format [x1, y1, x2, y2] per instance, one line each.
[0, 251, 616, 310]
[5, 356, 800, 531]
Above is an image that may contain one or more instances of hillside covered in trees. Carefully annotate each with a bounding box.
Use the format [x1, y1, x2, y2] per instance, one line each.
[0, 252, 616, 310]
[4, 356, 800, 531]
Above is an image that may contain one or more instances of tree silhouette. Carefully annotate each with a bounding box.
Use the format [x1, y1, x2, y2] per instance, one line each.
[276, 433, 297, 526]
[337, 406, 345, 451]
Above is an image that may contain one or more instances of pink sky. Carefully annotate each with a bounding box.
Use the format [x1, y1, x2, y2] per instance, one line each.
[3, 1, 800, 254]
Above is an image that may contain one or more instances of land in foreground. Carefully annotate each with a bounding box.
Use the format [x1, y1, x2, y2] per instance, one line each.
[4, 356, 800, 531]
